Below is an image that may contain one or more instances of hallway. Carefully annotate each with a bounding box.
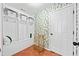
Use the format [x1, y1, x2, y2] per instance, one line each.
[13, 45, 61, 56]
[0, 3, 79, 56]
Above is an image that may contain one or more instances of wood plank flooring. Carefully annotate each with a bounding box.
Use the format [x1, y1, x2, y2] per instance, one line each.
[13, 45, 61, 56]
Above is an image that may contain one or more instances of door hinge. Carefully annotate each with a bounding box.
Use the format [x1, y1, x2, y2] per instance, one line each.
[0, 48, 1, 52]
[73, 51, 74, 56]
[73, 10, 74, 14]
[73, 31, 74, 35]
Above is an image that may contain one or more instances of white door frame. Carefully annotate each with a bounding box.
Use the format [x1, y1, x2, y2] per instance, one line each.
[49, 4, 76, 56]
[77, 3, 79, 56]
[73, 3, 79, 56]
[73, 3, 77, 56]
[0, 3, 4, 56]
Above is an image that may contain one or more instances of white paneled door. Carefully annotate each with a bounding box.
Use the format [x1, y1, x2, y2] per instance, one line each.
[49, 5, 74, 56]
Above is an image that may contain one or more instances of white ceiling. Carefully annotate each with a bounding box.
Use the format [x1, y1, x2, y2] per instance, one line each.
[5, 3, 53, 17]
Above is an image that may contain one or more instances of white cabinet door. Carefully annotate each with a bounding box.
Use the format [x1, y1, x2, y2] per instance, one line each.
[27, 17, 34, 40]
[19, 14, 28, 41]
[19, 23, 27, 40]
[49, 5, 74, 56]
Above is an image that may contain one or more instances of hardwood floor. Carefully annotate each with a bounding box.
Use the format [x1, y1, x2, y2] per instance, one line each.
[13, 45, 61, 56]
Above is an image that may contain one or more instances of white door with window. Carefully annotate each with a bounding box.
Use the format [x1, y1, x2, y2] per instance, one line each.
[49, 5, 74, 56]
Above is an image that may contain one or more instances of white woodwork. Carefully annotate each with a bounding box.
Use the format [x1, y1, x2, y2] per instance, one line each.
[2, 4, 34, 56]
[49, 5, 74, 56]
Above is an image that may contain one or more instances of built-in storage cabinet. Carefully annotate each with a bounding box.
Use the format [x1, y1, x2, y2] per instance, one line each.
[19, 14, 34, 41]
[2, 5, 34, 55]
[26, 17, 34, 40]
[3, 7, 18, 45]
[19, 13, 28, 40]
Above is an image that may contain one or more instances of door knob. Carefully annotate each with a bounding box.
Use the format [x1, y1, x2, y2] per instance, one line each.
[73, 42, 79, 46]
[50, 33, 53, 35]
[73, 42, 77, 46]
